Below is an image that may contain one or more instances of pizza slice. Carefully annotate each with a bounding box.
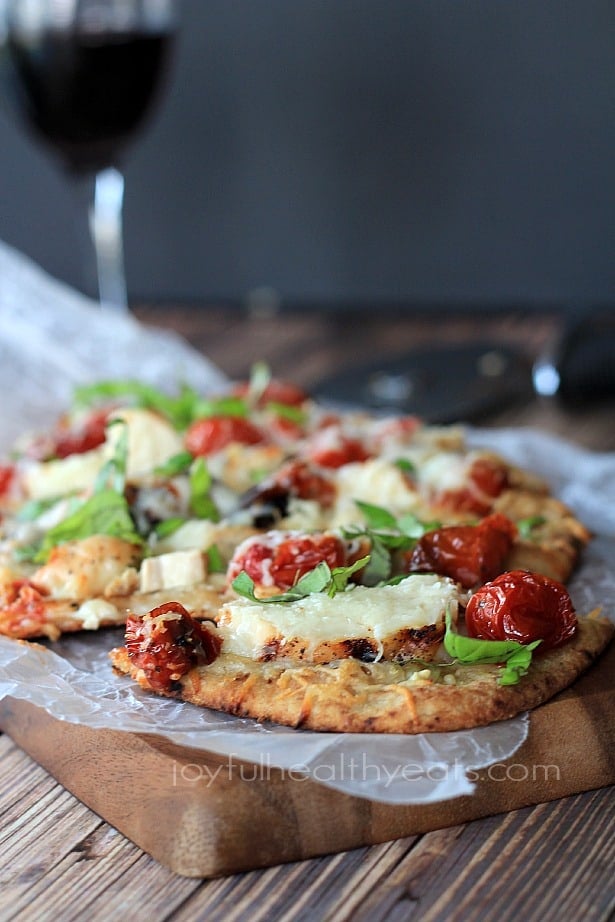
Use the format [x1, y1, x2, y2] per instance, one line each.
[109, 565, 613, 734]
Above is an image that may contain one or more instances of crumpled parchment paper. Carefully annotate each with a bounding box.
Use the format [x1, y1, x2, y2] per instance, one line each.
[0, 240, 613, 805]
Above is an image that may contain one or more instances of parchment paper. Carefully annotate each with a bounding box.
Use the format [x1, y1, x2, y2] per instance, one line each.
[0, 240, 613, 805]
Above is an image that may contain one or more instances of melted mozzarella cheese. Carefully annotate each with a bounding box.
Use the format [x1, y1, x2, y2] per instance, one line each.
[330, 458, 420, 527]
[23, 407, 184, 500]
[154, 519, 221, 553]
[75, 598, 120, 630]
[217, 574, 459, 661]
[24, 449, 107, 500]
[108, 408, 184, 481]
[416, 452, 470, 493]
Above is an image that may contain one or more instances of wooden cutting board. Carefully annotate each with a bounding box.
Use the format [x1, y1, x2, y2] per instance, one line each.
[1, 642, 613, 878]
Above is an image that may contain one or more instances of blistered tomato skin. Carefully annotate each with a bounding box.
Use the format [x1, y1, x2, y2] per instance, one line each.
[437, 457, 509, 516]
[407, 513, 517, 588]
[53, 409, 110, 458]
[227, 532, 347, 591]
[0, 465, 15, 497]
[308, 436, 371, 469]
[265, 459, 337, 506]
[240, 460, 337, 521]
[125, 602, 221, 693]
[185, 416, 264, 456]
[0, 580, 49, 634]
[465, 569, 577, 650]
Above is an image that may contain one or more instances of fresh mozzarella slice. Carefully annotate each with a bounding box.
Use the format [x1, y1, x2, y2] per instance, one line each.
[217, 573, 460, 664]
[330, 458, 421, 527]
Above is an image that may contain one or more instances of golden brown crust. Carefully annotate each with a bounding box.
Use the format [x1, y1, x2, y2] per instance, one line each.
[110, 616, 614, 734]
[495, 489, 591, 582]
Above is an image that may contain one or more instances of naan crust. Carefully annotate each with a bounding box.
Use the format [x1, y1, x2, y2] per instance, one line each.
[495, 489, 591, 582]
[110, 615, 613, 734]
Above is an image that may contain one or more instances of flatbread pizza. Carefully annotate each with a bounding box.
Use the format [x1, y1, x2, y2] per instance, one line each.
[0, 368, 611, 732]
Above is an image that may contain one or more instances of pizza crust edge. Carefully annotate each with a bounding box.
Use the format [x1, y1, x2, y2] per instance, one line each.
[110, 615, 614, 734]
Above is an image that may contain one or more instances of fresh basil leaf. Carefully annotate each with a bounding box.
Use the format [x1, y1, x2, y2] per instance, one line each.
[75, 380, 188, 427]
[34, 489, 143, 562]
[232, 561, 333, 603]
[230, 570, 260, 601]
[444, 609, 541, 686]
[265, 401, 307, 424]
[359, 537, 392, 585]
[394, 458, 416, 474]
[327, 556, 369, 597]
[206, 544, 225, 573]
[517, 515, 547, 539]
[397, 512, 440, 538]
[154, 451, 194, 477]
[354, 500, 399, 530]
[189, 458, 219, 521]
[498, 643, 542, 685]
[191, 396, 248, 419]
[153, 517, 186, 539]
[353, 501, 437, 541]
[292, 562, 334, 595]
[232, 557, 368, 604]
[74, 380, 235, 430]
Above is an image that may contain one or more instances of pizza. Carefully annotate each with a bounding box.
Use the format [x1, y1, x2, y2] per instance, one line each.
[0, 368, 611, 733]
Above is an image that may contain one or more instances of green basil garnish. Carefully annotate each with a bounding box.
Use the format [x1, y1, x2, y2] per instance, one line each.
[444, 609, 541, 686]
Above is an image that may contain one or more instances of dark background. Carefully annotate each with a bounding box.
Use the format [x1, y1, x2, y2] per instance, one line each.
[0, 0, 614, 309]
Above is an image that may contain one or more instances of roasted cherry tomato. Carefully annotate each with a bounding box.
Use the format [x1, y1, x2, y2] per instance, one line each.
[371, 415, 421, 448]
[185, 416, 264, 456]
[406, 513, 517, 588]
[266, 413, 306, 441]
[125, 602, 221, 693]
[53, 409, 110, 458]
[258, 459, 336, 507]
[0, 580, 49, 636]
[465, 569, 577, 650]
[227, 531, 347, 591]
[233, 378, 308, 407]
[436, 457, 509, 516]
[307, 428, 371, 469]
[0, 465, 15, 497]
[238, 459, 337, 528]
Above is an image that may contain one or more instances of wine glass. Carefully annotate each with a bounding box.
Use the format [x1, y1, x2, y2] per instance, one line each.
[0, 0, 177, 311]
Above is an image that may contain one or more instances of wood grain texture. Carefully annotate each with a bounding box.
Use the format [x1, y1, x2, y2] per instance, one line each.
[1, 728, 613, 922]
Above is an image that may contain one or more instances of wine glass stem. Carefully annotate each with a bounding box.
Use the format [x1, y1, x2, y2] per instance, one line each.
[88, 167, 128, 311]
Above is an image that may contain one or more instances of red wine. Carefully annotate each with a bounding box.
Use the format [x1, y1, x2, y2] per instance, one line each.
[3, 30, 174, 173]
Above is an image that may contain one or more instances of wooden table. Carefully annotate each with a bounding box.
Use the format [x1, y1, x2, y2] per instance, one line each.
[1, 306, 614, 922]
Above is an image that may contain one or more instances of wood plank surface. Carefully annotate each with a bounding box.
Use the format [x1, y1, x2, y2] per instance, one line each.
[1, 305, 614, 920]
[1, 732, 613, 922]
